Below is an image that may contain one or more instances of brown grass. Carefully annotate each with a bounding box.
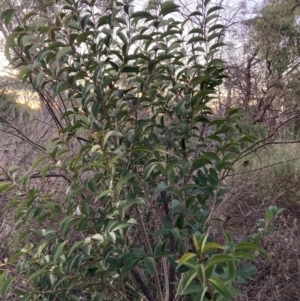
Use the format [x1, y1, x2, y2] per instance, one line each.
[212, 144, 300, 300]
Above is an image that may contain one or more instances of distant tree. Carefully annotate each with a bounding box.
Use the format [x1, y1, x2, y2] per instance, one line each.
[225, 0, 300, 127]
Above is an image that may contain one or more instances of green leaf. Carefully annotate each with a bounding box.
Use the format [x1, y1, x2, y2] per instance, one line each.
[109, 222, 131, 232]
[120, 198, 145, 210]
[19, 66, 32, 83]
[116, 174, 135, 191]
[5, 32, 19, 62]
[56, 46, 72, 61]
[77, 31, 94, 44]
[198, 233, 209, 254]
[131, 34, 153, 43]
[234, 251, 257, 262]
[181, 283, 204, 295]
[242, 264, 257, 276]
[68, 19, 81, 30]
[144, 162, 158, 180]
[217, 188, 230, 197]
[68, 241, 84, 256]
[155, 182, 170, 194]
[87, 178, 97, 192]
[227, 260, 236, 279]
[202, 243, 223, 254]
[91, 103, 100, 119]
[160, 1, 179, 16]
[109, 61, 119, 72]
[131, 11, 154, 20]
[180, 270, 197, 295]
[9, 251, 23, 264]
[177, 253, 197, 268]
[108, 231, 116, 244]
[187, 36, 207, 44]
[209, 42, 225, 52]
[209, 278, 232, 300]
[206, 254, 234, 267]
[132, 146, 153, 153]
[0, 272, 6, 288]
[80, 14, 91, 30]
[189, 28, 204, 35]
[189, 11, 202, 17]
[205, 14, 218, 24]
[208, 24, 225, 33]
[92, 234, 104, 241]
[20, 292, 35, 301]
[0, 277, 14, 297]
[195, 264, 206, 285]
[117, 31, 127, 45]
[1, 9, 16, 27]
[144, 257, 156, 275]
[103, 130, 123, 146]
[175, 212, 185, 229]
[22, 11, 36, 23]
[0, 183, 10, 192]
[207, 6, 223, 15]
[122, 66, 139, 73]
[235, 242, 264, 253]
[124, 258, 140, 272]
[154, 146, 169, 154]
[28, 269, 48, 284]
[53, 241, 68, 264]
[41, 162, 52, 181]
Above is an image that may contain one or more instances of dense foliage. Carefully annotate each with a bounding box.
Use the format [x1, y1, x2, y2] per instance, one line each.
[0, 0, 282, 300]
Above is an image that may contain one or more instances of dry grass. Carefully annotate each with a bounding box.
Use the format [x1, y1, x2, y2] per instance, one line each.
[211, 141, 300, 300]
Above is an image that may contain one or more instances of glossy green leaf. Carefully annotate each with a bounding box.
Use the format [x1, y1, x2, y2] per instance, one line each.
[207, 6, 223, 15]
[1, 9, 16, 27]
[124, 257, 140, 272]
[177, 253, 197, 267]
[122, 66, 139, 73]
[202, 243, 223, 254]
[53, 241, 68, 264]
[41, 162, 52, 181]
[196, 264, 206, 286]
[206, 255, 234, 267]
[144, 257, 156, 275]
[143, 162, 158, 180]
[103, 130, 123, 146]
[187, 36, 207, 44]
[18, 66, 32, 83]
[180, 270, 197, 295]
[77, 31, 94, 44]
[56, 46, 72, 61]
[28, 270, 48, 284]
[234, 251, 257, 262]
[160, 1, 179, 16]
[209, 42, 225, 52]
[21, 292, 35, 301]
[120, 198, 145, 210]
[0, 277, 14, 297]
[198, 233, 209, 254]
[209, 278, 232, 300]
[131, 11, 154, 20]
[0, 183, 10, 192]
[0, 272, 6, 289]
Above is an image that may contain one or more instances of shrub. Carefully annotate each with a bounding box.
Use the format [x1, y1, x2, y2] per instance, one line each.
[0, 0, 282, 300]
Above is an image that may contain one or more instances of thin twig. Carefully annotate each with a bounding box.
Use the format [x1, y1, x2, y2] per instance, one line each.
[228, 155, 300, 177]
